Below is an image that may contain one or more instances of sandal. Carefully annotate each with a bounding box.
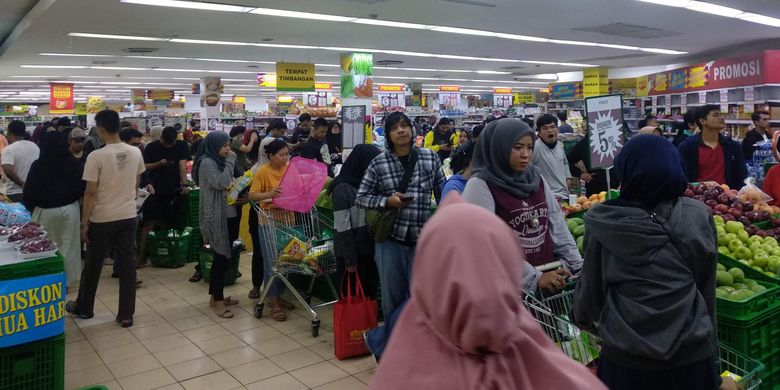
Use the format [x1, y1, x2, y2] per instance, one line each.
[271, 306, 287, 322]
[210, 297, 239, 307]
[248, 287, 260, 299]
[279, 298, 295, 311]
[189, 271, 202, 283]
[216, 309, 233, 319]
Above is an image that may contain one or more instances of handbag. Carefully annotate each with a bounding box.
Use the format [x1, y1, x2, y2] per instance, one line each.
[334, 272, 378, 360]
[365, 149, 418, 242]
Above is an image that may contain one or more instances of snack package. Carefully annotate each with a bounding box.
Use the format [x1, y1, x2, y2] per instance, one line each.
[226, 169, 254, 206]
[721, 371, 743, 383]
[281, 237, 307, 260]
[0, 203, 31, 226]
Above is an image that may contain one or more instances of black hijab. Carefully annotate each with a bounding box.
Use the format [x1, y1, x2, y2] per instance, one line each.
[22, 131, 85, 210]
[326, 122, 343, 154]
[328, 144, 381, 193]
[615, 134, 687, 209]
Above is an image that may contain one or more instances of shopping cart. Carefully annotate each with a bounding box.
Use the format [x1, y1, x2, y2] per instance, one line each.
[251, 201, 338, 337]
[523, 289, 764, 389]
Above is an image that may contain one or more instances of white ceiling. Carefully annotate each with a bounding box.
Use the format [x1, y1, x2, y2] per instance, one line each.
[1, 0, 780, 102]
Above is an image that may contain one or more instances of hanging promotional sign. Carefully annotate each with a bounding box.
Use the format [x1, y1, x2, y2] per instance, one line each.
[75, 103, 87, 116]
[585, 94, 625, 170]
[377, 84, 405, 108]
[0, 273, 66, 348]
[438, 85, 461, 92]
[493, 88, 512, 108]
[341, 53, 374, 98]
[276, 62, 315, 92]
[583, 67, 609, 97]
[378, 84, 404, 93]
[304, 92, 331, 107]
[49, 83, 74, 114]
[648, 51, 767, 95]
[147, 90, 174, 105]
[315, 82, 333, 90]
[200, 77, 222, 107]
[493, 87, 512, 95]
[513, 91, 534, 105]
[232, 96, 246, 104]
[86, 96, 104, 114]
[549, 82, 582, 100]
[610, 78, 638, 96]
[257, 73, 277, 88]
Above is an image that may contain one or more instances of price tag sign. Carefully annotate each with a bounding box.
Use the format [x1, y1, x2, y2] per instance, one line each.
[680, 94, 687, 112]
[744, 86, 755, 103]
[585, 94, 625, 170]
[664, 96, 671, 114]
[651, 96, 657, 107]
[720, 89, 729, 103]
[698, 91, 707, 104]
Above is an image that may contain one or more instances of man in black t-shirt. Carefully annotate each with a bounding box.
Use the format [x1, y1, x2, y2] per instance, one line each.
[138, 126, 189, 266]
[290, 113, 313, 149]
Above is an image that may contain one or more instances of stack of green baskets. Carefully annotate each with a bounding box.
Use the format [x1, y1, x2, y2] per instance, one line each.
[175, 189, 202, 262]
[0, 255, 65, 390]
[716, 254, 780, 387]
[197, 243, 243, 285]
[148, 227, 193, 268]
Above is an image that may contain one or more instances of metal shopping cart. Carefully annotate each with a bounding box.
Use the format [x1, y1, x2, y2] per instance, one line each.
[523, 289, 765, 389]
[251, 201, 338, 337]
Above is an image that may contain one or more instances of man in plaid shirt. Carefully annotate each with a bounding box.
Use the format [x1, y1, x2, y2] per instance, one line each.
[357, 112, 445, 359]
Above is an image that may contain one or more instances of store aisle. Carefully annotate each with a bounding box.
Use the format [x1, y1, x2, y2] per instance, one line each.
[63, 254, 375, 390]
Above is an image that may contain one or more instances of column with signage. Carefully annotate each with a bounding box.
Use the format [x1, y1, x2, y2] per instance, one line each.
[583, 67, 609, 98]
[377, 84, 405, 110]
[200, 77, 223, 131]
[340, 53, 374, 147]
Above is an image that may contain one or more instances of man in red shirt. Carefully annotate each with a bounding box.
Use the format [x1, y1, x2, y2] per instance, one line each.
[678, 105, 747, 189]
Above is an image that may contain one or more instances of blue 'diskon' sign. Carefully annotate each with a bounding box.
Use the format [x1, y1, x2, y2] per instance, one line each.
[0, 272, 66, 348]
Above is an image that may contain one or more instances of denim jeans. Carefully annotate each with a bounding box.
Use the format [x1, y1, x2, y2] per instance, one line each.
[257, 224, 283, 298]
[365, 240, 415, 357]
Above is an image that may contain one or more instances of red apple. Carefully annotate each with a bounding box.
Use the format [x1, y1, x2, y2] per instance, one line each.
[729, 208, 743, 218]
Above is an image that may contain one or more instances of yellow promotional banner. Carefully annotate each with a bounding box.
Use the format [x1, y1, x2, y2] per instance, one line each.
[493, 87, 512, 95]
[257, 73, 277, 88]
[609, 78, 638, 96]
[315, 82, 333, 90]
[86, 96, 104, 114]
[513, 91, 534, 104]
[636, 76, 650, 97]
[583, 67, 609, 97]
[276, 62, 315, 92]
[232, 95, 246, 104]
[75, 103, 87, 116]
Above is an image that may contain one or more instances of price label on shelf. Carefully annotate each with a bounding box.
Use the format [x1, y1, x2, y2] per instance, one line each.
[698, 91, 707, 104]
[680, 94, 687, 112]
[651, 96, 657, 107]
[720, 89, 729, 103]
[664, 97, 671, 114]
[720, 103, 728, 112]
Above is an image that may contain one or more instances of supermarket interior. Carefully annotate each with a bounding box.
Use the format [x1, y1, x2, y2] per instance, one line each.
[4, 0, 780, 389]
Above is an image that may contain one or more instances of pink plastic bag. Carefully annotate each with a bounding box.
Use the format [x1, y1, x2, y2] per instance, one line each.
[273, 157, 329, 212]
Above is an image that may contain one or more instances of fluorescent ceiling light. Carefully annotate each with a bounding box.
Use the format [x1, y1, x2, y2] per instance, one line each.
[249, 7, 356, 22]
[120, 0, 253, 12]
[68, 32, 167, 41]
[153, 68, 207, 72]
[738, 12, 780, 27]
[352, 19, 431, 29]
[685, 1, 742, 17]
[315, 63, 340, 67]
[640, 47, 688, 54]
[21, 65, 87, 69]
[92, 66, 147, 70]
[548, 39, 598, 46]
[170, 38, 250, 45]
[40, 52, 114, 57]
[494, 33, 549, 42]
[430, 26, 497, 36]
[476, 70, 512, 74]
[637, 0, 690, 6]
[597, 43, 640, 50]
[254, 43, 319, 49]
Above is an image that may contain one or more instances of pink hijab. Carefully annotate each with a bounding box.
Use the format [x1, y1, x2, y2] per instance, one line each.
[370, 194, 606, 390]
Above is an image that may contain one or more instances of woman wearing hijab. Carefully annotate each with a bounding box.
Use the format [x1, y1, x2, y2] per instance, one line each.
[326, 121, 343, 165]
[571, 135, 737, 390]
[192, 131, 238, 318]
[329, 144, 381, 298]
[23, 131, 85, 292]
[462, 118, 582, 294]
[370, 194, 607, 390]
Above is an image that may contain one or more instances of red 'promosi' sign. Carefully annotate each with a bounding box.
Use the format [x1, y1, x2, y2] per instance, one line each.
[493, 87, 512, 95]
[49, 83, 74, 114]
[439, 85, 461, 92]
[647, 51, 779, 95]
[378, 84, 404, 92]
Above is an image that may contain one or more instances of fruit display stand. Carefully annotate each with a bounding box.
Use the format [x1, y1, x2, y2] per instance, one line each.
[0, 254, 66, 390]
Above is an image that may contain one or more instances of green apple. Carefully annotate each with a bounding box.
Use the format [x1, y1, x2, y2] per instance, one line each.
[725, 221, 744, 234]
[717, 233, 729, 246]
[716, 226, 726, 236]
[752, 249, 769, 259]
[753, 254, 770, 268]
[718, 246, 732, 256]
[753, 265, 764, 272]
[738, 230, 750, 243]
[735, 247, 753, 260]
[771, 248, 780, 257]
[714, 215, 725, 225]
[748, 235, 764, 245]
[739, 259, 752, 266]
[769, 257, 780, 272]
[764, 237, 779, 247]
[729, 239, 745, 253]
[762, 244, 775, 254]
[749, 242, 764, 253]
[724, 233, 738, 244]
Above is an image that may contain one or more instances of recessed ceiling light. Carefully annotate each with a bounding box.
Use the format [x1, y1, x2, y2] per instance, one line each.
[120, 0, 254, 12]
[68, 32, 168, 41]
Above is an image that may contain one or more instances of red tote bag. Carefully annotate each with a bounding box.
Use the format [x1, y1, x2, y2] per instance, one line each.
[334, 272, 378, 360]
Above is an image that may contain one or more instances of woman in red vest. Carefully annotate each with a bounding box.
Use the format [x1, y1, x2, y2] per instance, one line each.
[462, 118, 582, 294]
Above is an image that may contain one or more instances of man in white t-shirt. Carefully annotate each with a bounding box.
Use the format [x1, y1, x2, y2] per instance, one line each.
[66, 109, 146, 328]
[1, 120, 39, 203]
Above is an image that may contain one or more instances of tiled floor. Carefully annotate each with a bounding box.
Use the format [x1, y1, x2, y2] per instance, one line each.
[64, 254, 375, 390]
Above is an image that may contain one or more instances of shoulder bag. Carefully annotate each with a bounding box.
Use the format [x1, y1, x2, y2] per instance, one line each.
[365, 148, 418, 242]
